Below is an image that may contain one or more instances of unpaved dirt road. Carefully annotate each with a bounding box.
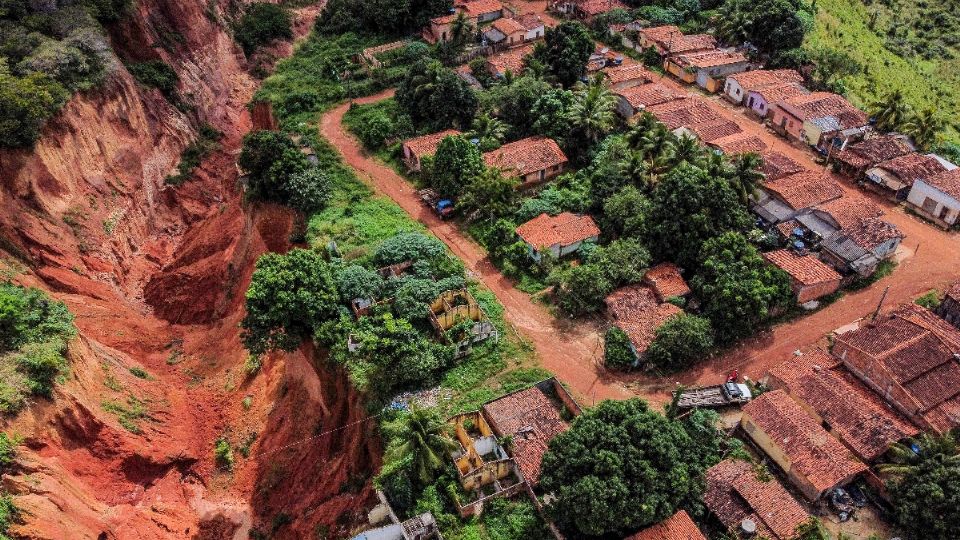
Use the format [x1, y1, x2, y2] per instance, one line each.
[321, 80, 960, 404]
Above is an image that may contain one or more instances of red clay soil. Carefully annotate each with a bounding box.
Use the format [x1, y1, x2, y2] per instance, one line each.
[322, 87, 960, 406]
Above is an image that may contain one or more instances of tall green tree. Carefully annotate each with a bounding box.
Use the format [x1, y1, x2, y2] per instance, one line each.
[384, 408, 457, 485]
[468, 112, 508, 151]
[728, 152, 765, 205]
[485, 75, 552, 138]
[869, 90, 912, 132]
[0, 61, 68, 148]
[531, 87, 575, 143]
[692, 232, 793, 343]
[459, 167, 520, 221]
[430, 134, 484, 197]
[396, 59, 478, 131]
[647, 313, 714, 371]
[905, 107, 945, 151]
[717, 0, 809, 56]
[539, 399, 717, 537]
[234, 2, 293, 55]
[567, 74, 617, 145]
[534, 21, 594, 88]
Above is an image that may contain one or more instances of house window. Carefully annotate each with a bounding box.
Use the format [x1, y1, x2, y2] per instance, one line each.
[539, 169, 546, 182]
[922, 197, 939, 214]
[736, 88, 741, 96]
[939, 205, 951, 220]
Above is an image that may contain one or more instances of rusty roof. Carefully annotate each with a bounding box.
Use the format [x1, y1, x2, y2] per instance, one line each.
[624, 510, 706, 540]
[922, 168, 960, 201]
[763, 249, 842, 287]
[763, 171, 843, 210]
[515, 212, 599, 249]
[491, 17, 525, 35]
[778, 92, 867, 126]
[871, 152, 947, 184]
[705, 460, 810, 540]
[459, 0, 503, 16]
[709, 132, 768, 155]
[742, 390, 868, 497]
[605, 63, 656, 85]
[673, 49, 748, 69]
[605, 284, 682, 355]
[403, 129, 462, 159]
[728, 69, 803, 93]
[835, 134, 915, 170]
[482, 385, 569, 486]
[768, 349, 919, 462]
[483, 136, 567, 177]
[752, 82, 809, 104]
[760, 151, 807, 180]
[486, 43, 535, 75]
[616, 82, 686, 109]
[643, 262, 691, 302]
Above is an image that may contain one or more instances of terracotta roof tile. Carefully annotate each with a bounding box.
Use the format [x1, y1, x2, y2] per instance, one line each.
[577, 0, 627, 16]
[482, 385, 570, 486]
[727, 69, 803, 94]
[922, 168, 960, 201]
[617, 83, 686, 109]
[486, 43, 535, 75]
[647, 97, 722, 130]
[813, 196, 884, 231]
[742, 390, 868, 497]
[709, 132, 767, 154]
[643, 262, 691, 302]
[605, 284, 682, 355]
[778, 92, 867, 126]
[624, 510, 705, 540]
[673, 49, 748, 69]
[403, 129, 462, 159]
[842, 217, 904, 251]
[768, 350, 919, 462]
[459, 0, 503, 16]
[946, 281, 960, 302]
[515, 212, 599, 249]
[638, 25, 681, 44]
[491, 17, 525, 35]
[605, 63, 656, 85]
[872, 153, 947, 185]
[835, 134, 915, 170]
[515, 13, 544, 30]
[752, 82, 809, 104]
[705, 460, 809, 540]
[763, 249, 842, 287]
[691, 119, 742, 143]
[669, 34, 717, 55]
[483, 136, 567, 177]
[763, 171, 843, 210]
[776, 219, 804, 238]
[760, 151, 806, 180]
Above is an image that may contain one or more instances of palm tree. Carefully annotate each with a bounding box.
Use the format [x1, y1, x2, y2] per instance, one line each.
[879, 433, 960, 477]
[704, 151, 733, 180]
[619, 150, 653, 191]
[665, 134, 704, 168]
[567, 73, 617, 144]
[450, 13, 474, 46]
[869, 90, 911, 132]
[469, 113, 508, 146]
[625, 113, 660, 150]
[385, 408, 457, 485]
[637, 123, 675, 162]
[728, 152, 766, 204]
[904, 107, 945, 151]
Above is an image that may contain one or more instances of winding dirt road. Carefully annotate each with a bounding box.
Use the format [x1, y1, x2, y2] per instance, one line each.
[320, 89, 960, 405]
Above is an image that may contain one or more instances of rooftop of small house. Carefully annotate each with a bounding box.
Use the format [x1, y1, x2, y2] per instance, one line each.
[835, 134, 916, 170]
[672, 49, 748, 69]
[605, 284, 683, 356]
[727, 69, 803, 93]
[869, 152, 947, 183]
[646, 97, 722, 130]
[709, 132, 768, 155]
[483, 136, 568, 177]
[604, 63, 656, 85]
[515, 212, 600, 250]
[624, 510, 706, 540]
[486, 43, 535, 75]
[616, 83, 686, 109]
[403, 129, 462, 159]
[752, 82, 809, 104]
[642, 262, 691, 302]
[762, 249, 842, 287]
[777, 92, 867, 126]
[922, 168, 960, 200]
[760, 150, 807, 181]
[689, 118, 742, 143]
[762, 171, 844, 210]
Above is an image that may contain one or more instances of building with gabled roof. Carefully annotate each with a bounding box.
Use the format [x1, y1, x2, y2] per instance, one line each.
[832, 303, 960, 433]
[708, 132, 767, 155]
[752, 171, 844, 224]
[741, 390, 868, 500]
[705, 459, 810, 540]
[605, 284, 683, 362]
[834, 133, 916, 179]
[865, 152, 948, 200]
[906, 167, 960, 228]
[483, 136, 568, 186]
[686, 118, 742, 144]
[647, 97, 722, 132]
[746, 82, 809, 119]
[624, 510, 706, 540]
[642, 262, 691, 302]
[770, 92, 868, 145]
[819, 216, 903, 277]
[724, 69, 803, 105]
[760, 150, 806, 181]
[763, 249, 842, 303]
[635, 26, 716, 57]
[664, 49, 750, 91]
[402, 129, 462, 171]
[614, 83, 686, 118]
[768, 349, 919, 462]
[485, 43, 535, 78]
[515, 212, 599, 260]
[604, 63, 656, 90]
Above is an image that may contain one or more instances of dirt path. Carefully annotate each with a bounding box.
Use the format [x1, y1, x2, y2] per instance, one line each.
[320, 91, 631, 403]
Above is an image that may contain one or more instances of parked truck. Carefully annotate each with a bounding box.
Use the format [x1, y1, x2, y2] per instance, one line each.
[676, 382, 752, 409]
[417, 188, 455, 219]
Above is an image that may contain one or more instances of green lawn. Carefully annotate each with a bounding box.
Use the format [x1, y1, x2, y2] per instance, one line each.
[806, 0, 960, 143]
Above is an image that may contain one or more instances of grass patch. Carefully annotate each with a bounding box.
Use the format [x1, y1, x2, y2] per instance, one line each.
[915, 289, 941, 310]
[165, 123, 224, 186]
[129, 366, 150, 379]
[848, 259, 897, 291]
[102, 395, 149, 434]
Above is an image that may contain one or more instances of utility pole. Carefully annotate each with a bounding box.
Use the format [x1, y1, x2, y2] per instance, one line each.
[872, 285, 890, 321]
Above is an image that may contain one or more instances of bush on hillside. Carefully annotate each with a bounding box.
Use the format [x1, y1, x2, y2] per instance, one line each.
[234, 3, 293, 55]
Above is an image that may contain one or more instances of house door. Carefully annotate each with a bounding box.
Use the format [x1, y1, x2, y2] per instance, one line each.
[940, 205, 951, 220]
[747, 96, 754, 108]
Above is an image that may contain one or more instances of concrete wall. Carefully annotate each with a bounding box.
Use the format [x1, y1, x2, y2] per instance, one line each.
[747, 91, 772, 117]
[616, 95, 637, 119]
[725, 78, 746, 103]
[770, 106, 805, 140]
[907, 179, 960, 226]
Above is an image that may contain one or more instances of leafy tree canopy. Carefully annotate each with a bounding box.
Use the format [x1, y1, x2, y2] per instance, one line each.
[882, 433, 960, 540]
[429, 134, 484, 198]
[234, 2, 293, 55]
[604, 326, 636, 370]
[534, 21, 594, 88]
[396, 59, 478, 132]
[647, 313, 714, 371]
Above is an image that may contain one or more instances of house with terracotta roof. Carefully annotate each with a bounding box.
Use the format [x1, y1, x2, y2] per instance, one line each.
[639, 27, 717, 58]
[481, 377, 580, 488]
[752, 171, 844, 225]
[746, 82, 809, 119]
[571, 0, 628, 20]
[708, 132, 767, 155]
[936, 281, 960, 329]
[457, 0, 505, 22]
[664, 49, 750, 92]
[605, 284, 683, 363]
[646, 97, 723, 134]
[683, 118, 742, 144]
[768, 349, 919, 462]
[792, 195, 884, 242]
[770, 92, 868, 146]
[515, 212, 599, 260]
[832, 303, 960, 433]
[864, 152, 947, 200]
[705, 459, 810, 540]
[604, 63, 655, 91]
[906, 167, 960, 227]
[483, 17, 526, 48]
[642, 262, 691, 303]
[723, 69, 803, 105]
[741, 390, 868, 500]
[819, 216, 903, 277]
[614, 83, 686, 119]
[760, 151, 806, 181]
[401, 129, 462, 171]
[483, 136, 568, 186]
[623, 510, 705, 540]
[485, 43, 535, 78]
[834, 133, 916, 179]
[763, 249, 841, 303]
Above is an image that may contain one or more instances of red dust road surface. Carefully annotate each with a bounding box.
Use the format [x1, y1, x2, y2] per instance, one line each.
[321, 88, 960, 406]
[320, 90, 631, 404]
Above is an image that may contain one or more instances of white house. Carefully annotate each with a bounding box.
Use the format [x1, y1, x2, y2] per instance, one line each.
[745, 82, 808, 118]
[907, 168, 960, 228]
[724, 69, 803, 105]
[515, 212, 600, 260]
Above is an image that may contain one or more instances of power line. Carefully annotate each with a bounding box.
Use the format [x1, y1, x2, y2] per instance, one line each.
[252, 412, 383, 459]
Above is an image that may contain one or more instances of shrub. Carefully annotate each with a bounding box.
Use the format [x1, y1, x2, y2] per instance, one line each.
[647, 314, 714, 371]
[238, 130, 318, 209]
[0, 494, 18, 540]
[0, 433, 19, 471]
[234, 3, 293, 55]
[214, 437, 234, 471]
[0, 63, 69, 148]
[165, 123, 223, 186]
[604, 327, 635, 370]
[549, 264, 612, 316]
[129, 366, 150, 379]
[126, 60, 179, 96]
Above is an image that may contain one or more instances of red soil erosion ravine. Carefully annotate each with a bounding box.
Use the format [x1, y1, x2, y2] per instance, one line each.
[321, 89, 960, 406]
[0, 1, 378, 539]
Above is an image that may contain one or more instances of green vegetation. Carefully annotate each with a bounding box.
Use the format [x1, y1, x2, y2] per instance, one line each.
[234, 2, 293, 55]
[214, 436, 235, 471]
[126, 60, 179, 97]
[0, 1, 128, 147]
[532, 21, 595, 88]
[805, 0, 960, 142]
[915, 290, 941, 310]
[647, 313, 715, 371]
[880, 433, 960, 540]
[396, 59, 478, 132]
[603, 327, 636, 370]
[165, 123, 223, 186]
[717, 0, 813, 59]
[0, 493, 17, 540]
[317, 0, 450, 36]
[0, 282, 76, 414]
[101, 395, 148, 434]
[238, 130, 332, 212]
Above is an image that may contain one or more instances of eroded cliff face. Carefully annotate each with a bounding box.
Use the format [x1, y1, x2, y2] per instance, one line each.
[0, 1, 378, 538]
